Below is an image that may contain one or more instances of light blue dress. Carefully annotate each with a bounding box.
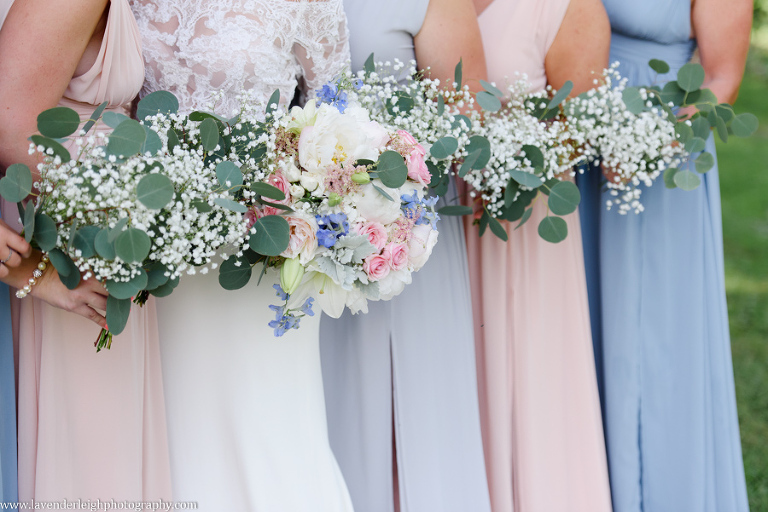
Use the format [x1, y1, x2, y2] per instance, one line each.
[578, 1, 749, 510]
[0, 211, 18, 506]
[319, 1, 492, 511]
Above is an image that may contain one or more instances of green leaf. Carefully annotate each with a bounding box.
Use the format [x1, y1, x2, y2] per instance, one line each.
[521, 145, 544, 170]
[106, 269, 148, 300]
[476, 91, 501, 112]
[167, 128, 180, 153]
[436, 95, 445, 116]
[108, 217, 129, 243]
[141, 125, 163, 155]
[386, 91, 414, 115]
[249, 215, 290, 256]
[715, 115, 728, 142]
[216, 161, 244, 189]
[458, 149, 482, 178]
[23, 201, 35, 243]
[81, 102, 108, 135]
[488, 215, 508, 242]
[219, 255, 253, 290]
[102, 111, 131, 128]
[213, 197, 248, 213]
[684, 137, 706, 154]
[364, 53, 375, 74]
[106, 296, 132, 335]
[71, 225, 100, 259]
[29, 135, 70, 162]
[663, 167, 679, 189]
[480, 80, 504, 98]
[677, 63, 706, 92]
[714, 103, 735, 124]
[199, 118, 221, 152]
[430, 136, 459, 159]
[48, 248, 81, 289]
[648, 59, 670, 75]
[547, 81, 573, 110]
[454, 58, 463, 89]
[252, 183, 287, 201]
[538, 216, 568, 243]
[451, 114, 472, 132]
[33, 213, 58, 252]
[0, 163, 33, 202]
[504, 178, 520, 206]
[136, 91, 179, 120]
[438, 205, 473, 216]
[94, 228, 116, 260]
[694, 152, 715, 173]
[464, 135, 491, 169]
[622, 87, 646, 115]
[107, 119, 146, 157]
[515, 207, 534, 230]
[136, 173, 175, 210]
[675, 122, 694, 144]
[730, 112, 758, 138]
[192, 200, 213, 213]
[144, 262, 170, 291]
[376, 150, 408, 188]
[114, 228, 151, 264]
[37, 107, 81, 138]
[150, 276, 179, 297]
[660, 81, 686, 106]
[673, 169, 701, 191]
[547, 181, 581, 216]
[371, 182, 394, 201]
[691, 117, 711, 140]
[265, 90, 281, 117]
[509, 170, 544, 188]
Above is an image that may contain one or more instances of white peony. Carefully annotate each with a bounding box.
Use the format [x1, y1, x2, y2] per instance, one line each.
[353, 183, 402, 225]
[378, 270, 413, 300]
[408, 224, 439, 270]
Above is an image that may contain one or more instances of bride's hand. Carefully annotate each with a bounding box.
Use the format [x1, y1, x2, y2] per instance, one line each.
[0, 219, 32, 279]
[32, 265, 109, 329]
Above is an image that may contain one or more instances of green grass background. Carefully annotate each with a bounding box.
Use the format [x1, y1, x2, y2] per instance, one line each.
[716, 47, 768, 511]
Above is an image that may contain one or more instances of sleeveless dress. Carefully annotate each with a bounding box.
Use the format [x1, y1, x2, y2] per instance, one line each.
[318, 2, 491, 511]
[2, 0, 173, 502]
[468, 1, 613, 511]
[131, 2, 354, 510]
[577, 1, 750, 510]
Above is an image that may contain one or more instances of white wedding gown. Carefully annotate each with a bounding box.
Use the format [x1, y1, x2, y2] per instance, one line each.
[130, 2, 354, 510]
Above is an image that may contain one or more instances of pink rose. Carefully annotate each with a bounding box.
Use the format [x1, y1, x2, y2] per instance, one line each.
[355, 221, 388, 251]
[281, 214, 319, 265]
[397, 130, 431, 186]
[382, 242, 408, 271]
[267, 172, 292, 206]
[244, 208, 262, 229]
[363, 254, 391, 281]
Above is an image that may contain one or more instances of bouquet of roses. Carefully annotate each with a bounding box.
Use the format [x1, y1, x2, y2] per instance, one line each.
[210, 87, 440, 336]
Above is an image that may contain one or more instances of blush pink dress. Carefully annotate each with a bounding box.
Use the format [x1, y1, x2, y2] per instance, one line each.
[466, 1, 612, 511]
[4, 0, 172, 502]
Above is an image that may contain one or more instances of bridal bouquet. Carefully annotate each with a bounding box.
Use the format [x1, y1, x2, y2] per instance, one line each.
[0, 96, 248, 349]
[214, 87, 440, 335]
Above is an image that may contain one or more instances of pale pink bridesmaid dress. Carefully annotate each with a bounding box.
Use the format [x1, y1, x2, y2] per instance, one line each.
[5, 0, 172, 501]
[466, 0, 612, 511]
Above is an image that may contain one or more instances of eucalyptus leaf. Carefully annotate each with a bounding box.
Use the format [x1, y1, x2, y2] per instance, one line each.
[673, 169, 701, 191]
[504, 178, 520, 206]
[106, 269, 148, 300]
[213, 197, 248, 213]
[250, 182, 286, 200]
[72, 225, 100, 259]
[0, 163, 33, 202]
[141, 126, 163, 155]
[167, 128, 180, 153]
[480, 80, 504, 98]
[547, 181, 581, 216]
[219, 255, 253, 290]
[509, 170, 544, 189]
[37, 107, 81, 138]
[464, 136, 491, 169]
[29, 135, 70, 162]
[107, 120, 146, 157]
[136, 91, 179, 120]
[364, 53, 375, 74]
[660, 82, 686, 106]
[521, 144, 544, 170]
[546, 81, 573, 110]
[715, 115, 728, 142]
[82, 102, 108, 135]
[114, 228, 152, 263]
[663, 167, 679, 189]
[478, 211, 489, 237]
[731, 113, 759, 138]
[249, 215, 290, 256]
[192, 200, 213, 213]
[515, 207, 534, 230]
[375, 150, 408, 188]
[23, 202, 35, 243]
[199, 118, 220, 152]
[691, 117, 711, 140]
[436, 95, 445, 116]
[137, 173, 175, 210]
[430, 136, 458, 159]
[265, 90, 280, 117]
[622, 87, 645, 115]
[648, 59, 670, 74]
[458, 149, 482, 178]
[538, 216, 568, 244]
[216, 161, 244, 190]
[694, 152, 715, 174]
[488, 215, 508, 242]
[677, 63, 706, 92]
[48, 248, 81, 289]
[150, 276, 180, 297]
[371, 182, 394, 201]
[108, 217, 129, 242]
[438, 205, 473, 216]
[476, 91, 502, 112]
[684, 137, 706, 154]
[144, 262, 170, 291]
[675, 122, 694, 144]
[102, 111, 131, 128]
[715, 104, 735, 124]
[451, 114, 472, 132]
[94, 228, 116, 260]
[106, 296, 132, 335]
[33, 213, 58, 252]
[454, 59, 462, 89]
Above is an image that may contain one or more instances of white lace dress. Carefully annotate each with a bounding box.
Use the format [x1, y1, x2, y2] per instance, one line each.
[130, 2, 354, 510]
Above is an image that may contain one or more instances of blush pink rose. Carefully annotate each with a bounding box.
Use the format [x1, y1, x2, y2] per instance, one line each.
[355, 221, 388, 252]
[382, 242, 409, 271]
[363, 253, 391, 281]
[281, 214, 319, 265]
[267, 172, 293, 206]
[244, 207, 262, 229]
[397, 130, 431, 186]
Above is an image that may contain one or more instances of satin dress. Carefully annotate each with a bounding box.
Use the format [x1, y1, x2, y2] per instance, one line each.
[319, 1, 492, 511]
[467, 0, 613, 510]
[577, 1, 749, 510]
[2, 0, 172, 501]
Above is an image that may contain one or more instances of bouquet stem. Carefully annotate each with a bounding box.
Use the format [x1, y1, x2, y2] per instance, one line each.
[94, 290, 151, 352]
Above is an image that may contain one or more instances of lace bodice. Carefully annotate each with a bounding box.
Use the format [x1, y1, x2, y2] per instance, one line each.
[131, 0, 350, 116]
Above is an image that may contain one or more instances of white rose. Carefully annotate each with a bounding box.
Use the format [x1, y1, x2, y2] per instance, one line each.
[408, 224, 439, 270]
[290, 184, 305, 199]
[353, 183, 402, 225]
[300, 173, 320, 192]
[378, 270, 412, 300]
[281, 159, 302, 182]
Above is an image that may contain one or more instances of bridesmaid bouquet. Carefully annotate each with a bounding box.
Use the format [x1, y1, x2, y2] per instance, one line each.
[0, 97, 248, 349]
[213, 87, 440, 335]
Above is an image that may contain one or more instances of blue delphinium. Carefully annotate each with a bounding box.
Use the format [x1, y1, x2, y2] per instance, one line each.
[316, 82, 348, 113]
[316, 213, 349, 248]
[401, 191, 440, 228]
[268, 285, 316, 337]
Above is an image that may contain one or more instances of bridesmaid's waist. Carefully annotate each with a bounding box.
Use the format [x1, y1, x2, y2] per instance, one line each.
[610, 32, 696, 72]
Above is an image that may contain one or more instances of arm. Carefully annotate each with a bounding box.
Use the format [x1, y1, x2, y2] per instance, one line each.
[0, 0, 108, 173]
[545, 0, 611, 95]
[692, 0, 752, 104]
[414, 0, 489, 91]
